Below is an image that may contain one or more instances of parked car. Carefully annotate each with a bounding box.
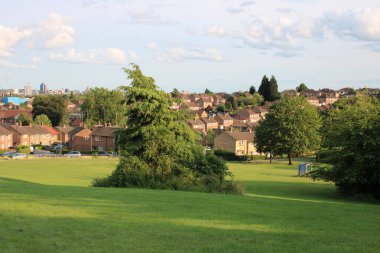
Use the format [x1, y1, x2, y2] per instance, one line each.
[0, 152, 14, 157]
[63, 151, 81, 158]
[11, 153, 27, 159]
[97, 151, 115, 157]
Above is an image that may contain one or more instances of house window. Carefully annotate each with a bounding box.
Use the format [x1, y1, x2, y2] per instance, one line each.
[95, 136, 101, 142]
[239, 140, 244, 146]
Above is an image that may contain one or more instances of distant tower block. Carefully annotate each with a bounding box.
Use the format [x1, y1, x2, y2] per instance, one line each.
[40, 82, 47, 94]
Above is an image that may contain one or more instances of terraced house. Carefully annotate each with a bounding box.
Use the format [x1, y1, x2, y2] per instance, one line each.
[6, 125, 52, 146]
[0, 126, 13, 150]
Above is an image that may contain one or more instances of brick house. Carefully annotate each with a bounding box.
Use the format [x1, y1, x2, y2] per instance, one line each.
[214, 114, 234, 129]
[188, 119, 205, 132]
[0, 109, 33, 125]
[55, 126, 83, 144]
[91, 126, 121, 151]
[214, 131, 258, 156]
[237, 108, 261, 123]
[6, 125, 52, 146]
[71, 128, 92, 151]
[306, 96, 320, 106]
[0, 126, 13, 150]
[200, 117, 218, 131]
[195, 97, 213, 109]
[179, 102, 201, 111]
[42, 126, 59, 144]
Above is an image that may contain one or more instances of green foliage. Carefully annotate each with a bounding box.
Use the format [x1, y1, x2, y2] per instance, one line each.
[81, 87, 127, 127]
[17, 112, 33, 126]
[226, 96, 238, 110]
[214, 149, 244, 161]
[170, 88, 181, 98]
[249, 85, 256, 95]
[204, 88, 213, 95]
[296, 83, 308, 92]
[32, 95, 67, 127]
[216, 104, 225, 112]
[258, 75, 280, 102]
[236, 93, 264, 107]
[95, 64, 237, 193]
[16, 145, 30, 154]
[255, 95, 322, 165]
[34, 114, 52, 126]
[309, 94, 380, 199]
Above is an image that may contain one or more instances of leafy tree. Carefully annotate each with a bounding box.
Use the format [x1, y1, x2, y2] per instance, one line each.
[93, 64, 237, 193]
[296, 83, 308, 93]
[81, 87, 127, 127]
[226, 96, 238, 110]
[18, 113, 33, 126]
[249, 85, 256, 95]
[34, 114, 52, 126]
[216, 104, 225, 113]
[237, 93, 264, 107]
[309, 94, 380, 198]
[205, 88, 213, 95]
[256, 95, 321, 165]
[171, 88, 181, 98]
[254, 115, 277, 163]
[32, 95, 67, 127]
[258, 75, 280, 102]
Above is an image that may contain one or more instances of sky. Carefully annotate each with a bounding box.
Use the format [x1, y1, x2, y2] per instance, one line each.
[0, 0, 379, 93]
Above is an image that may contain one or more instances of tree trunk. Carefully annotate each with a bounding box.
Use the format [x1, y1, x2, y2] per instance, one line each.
[288, 153, 292, 165]
[269, 151, 272, 163]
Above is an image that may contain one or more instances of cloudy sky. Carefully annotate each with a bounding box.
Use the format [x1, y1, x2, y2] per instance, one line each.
[0, 0, 379, 92]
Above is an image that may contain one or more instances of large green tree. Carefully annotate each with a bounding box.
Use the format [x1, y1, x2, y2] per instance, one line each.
[32, 95, 67, 126]
[18, 112, 33, 126]
[34, 114, 52, 126]
[254, 114, 277, 163]
[296, 83, 308, 93]
[309, 94, 380, 198]
[249, 85, 256, 95]
[94, 64, 236, 193]
[81, 87, 127, 127]
[255, 95, 322, 165]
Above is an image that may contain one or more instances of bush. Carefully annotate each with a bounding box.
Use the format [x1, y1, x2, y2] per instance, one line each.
[16, 145, 30, 154]
[214, 150, 243, 161]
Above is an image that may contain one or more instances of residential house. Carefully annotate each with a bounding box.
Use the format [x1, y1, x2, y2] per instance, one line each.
[214, 131, 258, 156]
[71, 128, 92, 151]
[237, 108, 261, 123]
[195, 97, 213, 109]
[212, 94, 226, 106]
[188, 119, 205, 132]
[0, 109, 33, 125]
[319, 94, 339, 105]
[0, 126, 13, 150]
[7, 125, 52, 146]
[231, 120, 250, 132]
[55, 126, 83, 144]
[214, 114, 234, 129]
[42, 126, 59, 144]
[306, 96, 320, 106]
[91, 126, 121, 151]
[179, 102, 201, 111]
[193, 109, 208, 119]
[200, 117, 218, 131]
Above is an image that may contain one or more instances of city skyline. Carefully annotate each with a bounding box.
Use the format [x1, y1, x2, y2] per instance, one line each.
[0, 0, 380, 92]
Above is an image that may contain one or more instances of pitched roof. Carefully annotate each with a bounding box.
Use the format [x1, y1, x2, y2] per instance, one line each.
[55, 126, 83, 136]
[7, 125, 51, 135]
[0, 125, 12, 135]
[0, 109, 32, 119]
[42, 126, 59, 135]
[74, 128, 92, 137]
[215, 114, 233, 121]
[200, 117, 218, 124]
[224, 131, 254, 142]
[188, 119, 205, 126]
[92, 126, 121, 137]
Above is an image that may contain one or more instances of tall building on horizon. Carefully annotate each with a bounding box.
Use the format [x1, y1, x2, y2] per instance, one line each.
[24, 83, 32, 96]
[40, 82, 47, 94]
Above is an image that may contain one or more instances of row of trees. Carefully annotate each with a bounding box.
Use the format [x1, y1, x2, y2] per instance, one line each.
[254, 92, 380, 199]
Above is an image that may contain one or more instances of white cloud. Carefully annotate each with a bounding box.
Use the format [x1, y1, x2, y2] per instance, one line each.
[128, 10, 176, 25]
[205, 26, 232, 38]
[0, 59, 35, 69]
[320, 8, 380, 41]
[155, 47, 223, 62]
[0, 25, 33, 56]
[226, 1, 255, 14]
[40, 13, 75, 49]
[48, 48, 127, 64]
[146, 42, 157, 49]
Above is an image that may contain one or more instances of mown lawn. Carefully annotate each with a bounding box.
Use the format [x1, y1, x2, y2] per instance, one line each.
[0, 158, 379, 253]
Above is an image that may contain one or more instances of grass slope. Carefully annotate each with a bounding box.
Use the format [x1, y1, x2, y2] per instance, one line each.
[0, 158, 379, 253]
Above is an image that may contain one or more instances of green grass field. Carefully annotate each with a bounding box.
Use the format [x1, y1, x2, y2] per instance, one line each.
[0, 158, 379, 253]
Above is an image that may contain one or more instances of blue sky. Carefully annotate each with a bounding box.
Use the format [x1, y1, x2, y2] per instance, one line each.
[0, 0, 379, 92]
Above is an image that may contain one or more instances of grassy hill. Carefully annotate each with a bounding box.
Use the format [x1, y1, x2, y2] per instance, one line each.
[0, 158, 379, 253]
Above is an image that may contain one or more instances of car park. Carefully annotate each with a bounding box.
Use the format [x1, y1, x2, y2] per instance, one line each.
[63, 151, 81, 158]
